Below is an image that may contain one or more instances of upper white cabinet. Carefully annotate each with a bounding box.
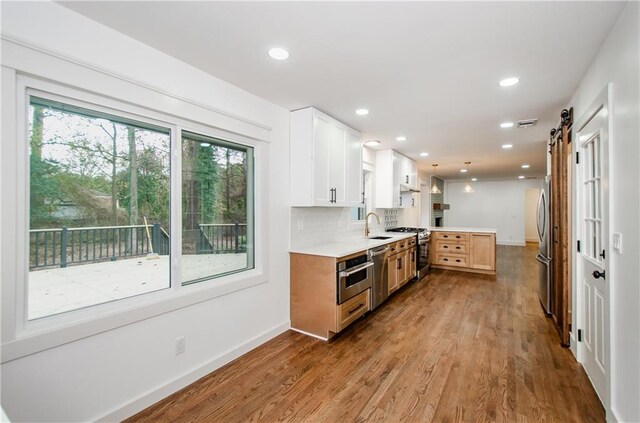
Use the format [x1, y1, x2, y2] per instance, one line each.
[375, 149, 419, 209]
[290, 107, 363, 207]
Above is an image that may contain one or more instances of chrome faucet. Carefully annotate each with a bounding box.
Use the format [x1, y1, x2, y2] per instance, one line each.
[365, 212, 381, 237]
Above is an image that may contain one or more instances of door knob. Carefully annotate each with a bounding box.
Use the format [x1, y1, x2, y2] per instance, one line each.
[592, 270, 606, 280]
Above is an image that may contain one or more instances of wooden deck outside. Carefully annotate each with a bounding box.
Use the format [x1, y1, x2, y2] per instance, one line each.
[29, 254, 247, 319]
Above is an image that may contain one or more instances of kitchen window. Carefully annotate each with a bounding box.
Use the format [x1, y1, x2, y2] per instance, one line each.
[351, 170, 373, 221]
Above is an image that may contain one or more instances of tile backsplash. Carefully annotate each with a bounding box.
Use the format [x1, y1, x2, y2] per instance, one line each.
[291, 207, 387, 248]
[290, 207, 415, 249]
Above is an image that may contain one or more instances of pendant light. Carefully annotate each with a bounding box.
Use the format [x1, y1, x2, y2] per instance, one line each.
[430, 164, 442, 194]
[462, 161, 475, 193]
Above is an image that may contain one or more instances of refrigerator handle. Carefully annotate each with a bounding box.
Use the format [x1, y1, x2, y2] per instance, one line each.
[536, 190, 546, 242]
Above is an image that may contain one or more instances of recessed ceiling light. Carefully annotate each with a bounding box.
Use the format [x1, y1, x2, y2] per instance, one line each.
[471, 178, 478, 182]
[420, 152, 429, 157]
[499, 77, 520, 87]
[355, 108, 369, 116]
[364, 140, 380, 147]
[521, 164, 530, 169]
[396, 136, 407, 141]
[518, 175, 525, 179]
[500, 122, 514, 128]
[460, 169, 467, 173]
[502, 144, 513, 149]
[268, 47, 290, 60]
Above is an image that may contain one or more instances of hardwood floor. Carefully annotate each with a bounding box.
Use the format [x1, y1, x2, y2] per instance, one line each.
[127, 245, 604, 423]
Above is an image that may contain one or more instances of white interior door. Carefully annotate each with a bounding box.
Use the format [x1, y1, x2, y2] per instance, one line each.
[576, 103, 609, 404]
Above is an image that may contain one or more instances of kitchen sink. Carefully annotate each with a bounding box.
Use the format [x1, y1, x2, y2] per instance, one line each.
[369, 236, 392, 240]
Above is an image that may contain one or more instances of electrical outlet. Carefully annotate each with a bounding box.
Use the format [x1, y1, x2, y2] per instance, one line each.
[175, 336, 186, 355]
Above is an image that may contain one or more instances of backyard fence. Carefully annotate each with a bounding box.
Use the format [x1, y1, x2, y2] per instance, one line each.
[29, 224, 169, 270]
[197, 223, 247, 254]
[30, 222, 247, 270]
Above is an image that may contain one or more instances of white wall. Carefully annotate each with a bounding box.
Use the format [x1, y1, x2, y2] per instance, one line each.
[0, 2, 290, 422]
[444, 179, 542, 245]
[568, 3, 639, 421]
[524, 188, 540, 242]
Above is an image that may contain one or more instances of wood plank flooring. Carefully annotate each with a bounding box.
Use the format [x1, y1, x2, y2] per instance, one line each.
[127, 245, 604, 423]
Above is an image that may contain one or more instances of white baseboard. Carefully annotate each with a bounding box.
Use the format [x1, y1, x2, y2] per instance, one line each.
[96, 321, 291, 422]
[497, 240, 526, 246]
[607, 407, 620, 423]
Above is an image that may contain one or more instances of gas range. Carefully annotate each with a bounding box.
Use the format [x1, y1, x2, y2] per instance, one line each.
[386, 227, 430, 239]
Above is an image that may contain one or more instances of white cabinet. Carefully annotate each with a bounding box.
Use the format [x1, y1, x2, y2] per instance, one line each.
[291, 107, 363, 207]
[375, 149, 419, 209]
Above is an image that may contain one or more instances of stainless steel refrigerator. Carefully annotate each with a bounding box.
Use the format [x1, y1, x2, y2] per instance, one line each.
[536, 176, 552, 315]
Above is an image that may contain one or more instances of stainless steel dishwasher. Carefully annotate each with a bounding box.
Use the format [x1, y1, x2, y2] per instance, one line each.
[369, 245, 390, 309]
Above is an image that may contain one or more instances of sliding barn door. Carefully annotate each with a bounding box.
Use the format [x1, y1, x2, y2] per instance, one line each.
[549, 109, 572, 346]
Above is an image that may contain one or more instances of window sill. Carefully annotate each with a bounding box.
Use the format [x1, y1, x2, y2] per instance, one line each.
[1, 269, 267, 363]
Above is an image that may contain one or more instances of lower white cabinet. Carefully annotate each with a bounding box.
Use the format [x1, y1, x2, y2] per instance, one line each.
[291, 107, 363, 207]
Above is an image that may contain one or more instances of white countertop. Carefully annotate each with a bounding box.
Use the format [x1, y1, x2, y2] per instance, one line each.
[290, 233, 416, 258]
[428, 226, 497, 233]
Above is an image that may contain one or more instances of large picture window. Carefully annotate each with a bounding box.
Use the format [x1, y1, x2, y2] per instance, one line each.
[181, 132, 254, 284]
[27, 96, 172, 320]
[26, 94, 258, 321]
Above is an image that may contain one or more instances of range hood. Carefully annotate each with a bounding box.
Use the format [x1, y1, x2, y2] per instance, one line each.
[433, 203, 450, 210]
[400, 184, 420, 193]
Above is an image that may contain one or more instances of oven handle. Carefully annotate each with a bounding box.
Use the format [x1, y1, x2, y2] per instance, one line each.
[339, 261, 374, 277]
[418, 239, 429, 245]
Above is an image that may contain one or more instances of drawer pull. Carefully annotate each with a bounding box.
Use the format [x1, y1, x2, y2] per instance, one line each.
[443, 235, 449, 238]
[444, 245, 449, 249]
[456, 259, 461, 263]
[348, 303, 365, 315]
[456, 235, 461, 239]
[443, 258, 449, 262]
[456, 246, 461, 250]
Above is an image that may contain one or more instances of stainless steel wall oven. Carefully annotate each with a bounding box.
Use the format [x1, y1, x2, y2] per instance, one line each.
[337, 253, 373, 304]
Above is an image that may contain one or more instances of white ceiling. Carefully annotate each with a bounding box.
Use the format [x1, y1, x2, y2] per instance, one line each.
[60, 1, 625, 180]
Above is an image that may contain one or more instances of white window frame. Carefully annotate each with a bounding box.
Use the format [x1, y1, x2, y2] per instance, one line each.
[1, 73, 269, 363]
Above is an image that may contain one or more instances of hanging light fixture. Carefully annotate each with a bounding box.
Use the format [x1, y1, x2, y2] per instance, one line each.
[430, 164, 442, 194]
[462, 161, 475, 193]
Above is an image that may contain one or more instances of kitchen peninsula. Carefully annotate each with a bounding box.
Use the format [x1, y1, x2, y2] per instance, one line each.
[429, 227, 497, 275]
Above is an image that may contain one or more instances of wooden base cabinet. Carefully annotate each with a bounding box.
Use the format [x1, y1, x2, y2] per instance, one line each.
[469, 233, 496, 271]
[431, 231, 496, 275]
[290, 253, 370, 340]
[387, 239, 417, 294]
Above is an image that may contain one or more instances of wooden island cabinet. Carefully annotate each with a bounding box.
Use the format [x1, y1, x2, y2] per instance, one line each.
[430, 229, 496, 275]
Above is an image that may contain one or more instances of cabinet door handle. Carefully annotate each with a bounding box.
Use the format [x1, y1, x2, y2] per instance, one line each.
[362, 192, 365, 204]
[399, 197, 402, 206]
[397, 258, 402, 270]
[348, 303, 365, 315]
[405, 175, 409, 184]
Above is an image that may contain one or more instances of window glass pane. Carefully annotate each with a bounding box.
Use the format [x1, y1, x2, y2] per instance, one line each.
[28, 97, 171, 320]
[181, 132, 254, 284]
